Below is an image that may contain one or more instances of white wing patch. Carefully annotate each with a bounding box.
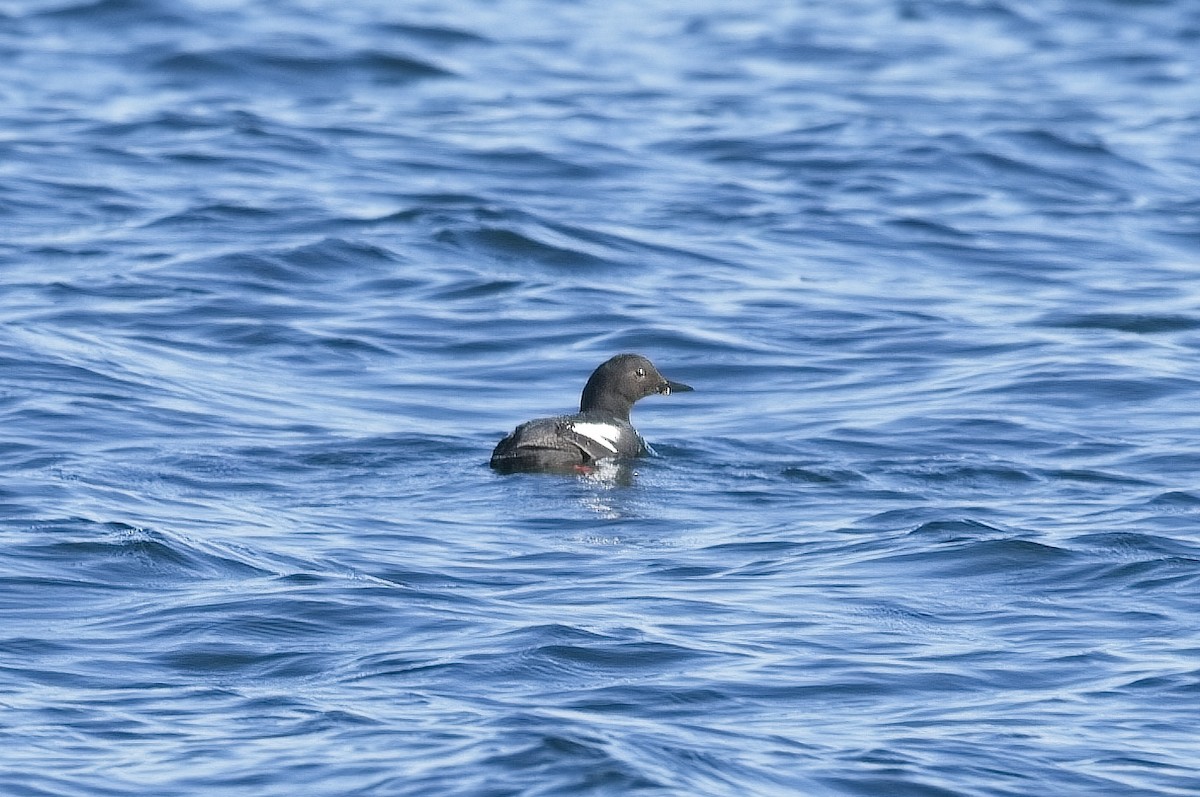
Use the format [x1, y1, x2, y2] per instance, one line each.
[570, 422, 621, 453]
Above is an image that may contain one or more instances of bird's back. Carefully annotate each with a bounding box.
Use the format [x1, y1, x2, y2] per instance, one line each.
[489, 414, 643, 473]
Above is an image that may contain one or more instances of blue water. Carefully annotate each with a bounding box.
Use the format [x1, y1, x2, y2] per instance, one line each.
[3, 0, 1200, 794]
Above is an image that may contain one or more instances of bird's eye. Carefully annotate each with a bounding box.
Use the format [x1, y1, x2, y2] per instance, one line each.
[635, 368, 646, 378]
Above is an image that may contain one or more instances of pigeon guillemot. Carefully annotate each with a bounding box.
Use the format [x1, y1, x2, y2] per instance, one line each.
[490, 353, 693, 473]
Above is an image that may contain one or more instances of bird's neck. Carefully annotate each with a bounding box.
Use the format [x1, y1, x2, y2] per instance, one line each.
[579, 396, 632, 422]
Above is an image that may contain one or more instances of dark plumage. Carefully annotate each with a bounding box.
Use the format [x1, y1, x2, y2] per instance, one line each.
[490, 353, 693, 473]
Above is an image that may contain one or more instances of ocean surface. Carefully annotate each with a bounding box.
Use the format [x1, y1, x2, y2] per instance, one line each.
[3, 0, 1200, 794]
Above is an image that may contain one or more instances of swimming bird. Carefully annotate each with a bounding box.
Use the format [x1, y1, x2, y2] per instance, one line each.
[490, 353, 693, 473]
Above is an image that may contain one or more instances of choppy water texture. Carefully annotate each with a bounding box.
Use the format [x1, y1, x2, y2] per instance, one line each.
[3, 0, 1200, 794]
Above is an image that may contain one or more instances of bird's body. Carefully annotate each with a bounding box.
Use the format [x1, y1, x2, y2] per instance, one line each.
[490, 354, 692, 474]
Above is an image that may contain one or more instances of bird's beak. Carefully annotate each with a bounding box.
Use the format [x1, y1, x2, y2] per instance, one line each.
[658, 378, 693, 396]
